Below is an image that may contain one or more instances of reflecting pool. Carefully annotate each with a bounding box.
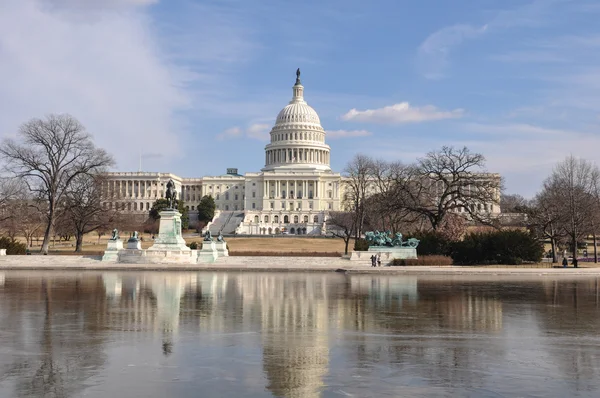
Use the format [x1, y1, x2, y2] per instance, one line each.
[1, 271, 600, 397]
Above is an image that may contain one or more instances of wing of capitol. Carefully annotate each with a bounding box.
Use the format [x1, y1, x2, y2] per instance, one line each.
[101, 71, 502, 235]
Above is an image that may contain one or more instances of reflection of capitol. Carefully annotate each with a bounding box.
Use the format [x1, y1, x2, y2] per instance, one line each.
[98, 273, 504, 396]
[440, 295, 503, 331]
[199, 273, 331, 398]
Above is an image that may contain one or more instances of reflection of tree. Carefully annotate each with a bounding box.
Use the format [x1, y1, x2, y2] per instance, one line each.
[0, 274, 108, 397]
[535, 278, 600, 388]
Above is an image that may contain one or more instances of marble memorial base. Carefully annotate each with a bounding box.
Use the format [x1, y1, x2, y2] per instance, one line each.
[214, 241, 229, 257]
[102, 239, 124, 262]
[127, 239, 142, 250]
[198, 241, 218, 263]
[118, 249, 197, 264]
[349, 247, 417, 264]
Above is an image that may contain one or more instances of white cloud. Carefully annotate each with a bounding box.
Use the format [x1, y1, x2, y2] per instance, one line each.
[0, 0, 189, 172]
[326, 129, 372, 139]
[417, 24, 488, 79]
[216, 127, 243, 141]
[246, 123, 271, 140]
[217, 123, 271, 141]
[341, 102, 464, 124]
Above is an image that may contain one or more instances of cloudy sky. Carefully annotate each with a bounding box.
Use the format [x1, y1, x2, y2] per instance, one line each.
[1, 0, 599, 197]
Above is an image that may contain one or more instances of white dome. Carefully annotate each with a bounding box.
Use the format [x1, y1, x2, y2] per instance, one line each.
[276, 102, 321, 125]
[262, 70, 332, 172]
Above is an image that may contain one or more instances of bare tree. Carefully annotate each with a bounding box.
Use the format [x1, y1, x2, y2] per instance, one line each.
[0, 114, 114, 253]
[326, 211, 357, 255]
[388, 146, 502, 231]
[544, 155, 597, 258]
[62, 174, 115, 252]
[342, 154, 374, 239]
[500, 193, 528, 213]
[526, 190, 563, 263]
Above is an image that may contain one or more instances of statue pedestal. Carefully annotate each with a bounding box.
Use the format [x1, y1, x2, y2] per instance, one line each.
[127, 238, 142, 250]
[198, 241, 218, 263]
[349, 247, 417, 264]
[102, 239, 123, 262]
[148, 210, 190, 252]
[214, 241, 228, 257]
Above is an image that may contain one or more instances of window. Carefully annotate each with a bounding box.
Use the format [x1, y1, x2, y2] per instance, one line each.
[225, 205, 229, 210]
[281, 202, 285, 209]
[254, 215, 259, 223]
[328, 191, 332, 198]
[304, 215, 308, 223]
[309, 202, 313, 209]
[264, 215, 269, 223]
[225, 193, 229, 200]
[284, 215, 289, 223]
[252, 182, 256, 186]
[313, 215, 319, 223]
[274, 215, 279, 223]
[252, 191, 256, 198]
[297, 202, 301, 209]
[191, 206, 195, 210]
[328, 202, 332, 209]
[235, 194, 238, 200]
[294, 215, 298, 223]
[252, 203, 256, 209]
[270, 202, 274, 209]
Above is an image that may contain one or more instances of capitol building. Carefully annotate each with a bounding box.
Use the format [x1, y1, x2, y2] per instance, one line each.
[103, 71, 501, 235]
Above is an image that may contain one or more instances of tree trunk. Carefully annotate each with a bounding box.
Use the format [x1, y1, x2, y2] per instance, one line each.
[41, 220, 52, 254]
[41, 201, 55, 254]
[594, 233, 598, 263]
[550, 238, 557, 263]
[75, 232, 84, 252]
[344, 237, 350, 255]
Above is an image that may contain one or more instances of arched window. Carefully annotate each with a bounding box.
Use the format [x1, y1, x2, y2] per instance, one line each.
[254, 215, 259, 223]
[290, 227, 295, 234]
[225, 205, 229, 210]
[274, 215, 279, 223]
[268, 227, 272, 234]
[313, 215, 319, 223]
[284, 215, 289, 223]
[304, 215, 308, 223]
[293, 215, 299, 223]
[264, 215, 269, 223]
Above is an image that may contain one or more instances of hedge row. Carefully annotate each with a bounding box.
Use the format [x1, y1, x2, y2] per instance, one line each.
[0, 237, 27, 255]
[392, 255, 453, 266]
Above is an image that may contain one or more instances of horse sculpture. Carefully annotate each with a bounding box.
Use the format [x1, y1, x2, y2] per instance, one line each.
[165, 179, 178, 209]
[365, 230, 420, 248]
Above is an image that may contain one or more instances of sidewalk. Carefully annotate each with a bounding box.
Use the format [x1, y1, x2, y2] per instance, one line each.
[2, 255, 600, 275]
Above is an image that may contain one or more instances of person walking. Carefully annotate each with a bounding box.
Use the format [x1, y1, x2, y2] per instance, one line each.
[370, 254, 376, 267]
[573, 257, 578, 268]
[377, 253, 382, 267]
[562, 257, 568, 268]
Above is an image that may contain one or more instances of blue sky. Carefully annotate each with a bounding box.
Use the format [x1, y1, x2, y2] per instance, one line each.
[1, 0, 600, 197]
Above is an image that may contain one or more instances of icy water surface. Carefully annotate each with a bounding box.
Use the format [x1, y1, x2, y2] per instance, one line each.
[1, 271, 600, 397]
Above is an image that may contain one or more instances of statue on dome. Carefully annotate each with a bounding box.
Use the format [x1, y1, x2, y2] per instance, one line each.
[295, 68, 301, 85]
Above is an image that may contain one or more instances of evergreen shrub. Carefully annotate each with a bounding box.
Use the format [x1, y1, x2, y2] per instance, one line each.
[450, 230, 543, 265]
[0, 237, 27, 255]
